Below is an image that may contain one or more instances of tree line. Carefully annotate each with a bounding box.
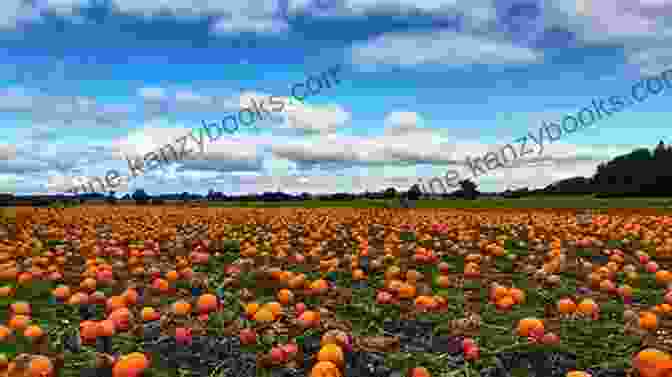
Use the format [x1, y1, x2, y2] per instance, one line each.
[3, 140, 672, 206]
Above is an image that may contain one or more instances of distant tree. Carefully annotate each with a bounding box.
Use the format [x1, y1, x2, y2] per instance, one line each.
[300, 192, 312, 201]
[0, 194, 13, 207]
[407, 184, 422, 201]
[132, 189, 150, 204]
[383, 187, 397, 199]
[207, 189, 215, 201]
[593, 147, 655, 195]
[459, 179, 478, 200]
[544, 177, 593, 195]
[529, 140, 672, 197]
[332, 193, 353, 200]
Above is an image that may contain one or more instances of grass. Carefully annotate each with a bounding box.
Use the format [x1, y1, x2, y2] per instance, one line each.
[34, 195, 672, 210]
[205, 196, 672, 209]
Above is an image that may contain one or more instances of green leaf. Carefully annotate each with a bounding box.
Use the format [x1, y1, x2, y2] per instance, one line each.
[46, 239, 65, 247]
[0, 343, 17, 359]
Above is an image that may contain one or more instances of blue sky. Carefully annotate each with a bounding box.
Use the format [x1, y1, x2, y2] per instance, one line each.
[0, 0, 671, 195]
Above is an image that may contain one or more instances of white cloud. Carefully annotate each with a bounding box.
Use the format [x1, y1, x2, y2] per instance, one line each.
[42, 0, 87, 14]
[48, 173, 131, 193]
[113, 126, 193, 159]
[174, 90, 213, 106]
[350, 31, 543, 68]
[384, 111, 424, 135]
[234, 90, 351, 134]
[283, 103, 351, 134]
[0, 87, 135, 127]
[0, 0, 43, 29]
[138, 87, 168, 102]
[626, 46, 672, 76]
[108, 0, 238, 17]
[211, 17, 289, 34]
[271, 129, 456, 165]
[0, 145, 16, 160]
[113, 125, 264, 165]
[0, 83, 346, 135]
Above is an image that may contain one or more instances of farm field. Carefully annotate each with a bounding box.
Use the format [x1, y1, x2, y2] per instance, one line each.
[209, 196, 672, 210]
[39, 196, 672, 210]
[1, 206, 672, 377]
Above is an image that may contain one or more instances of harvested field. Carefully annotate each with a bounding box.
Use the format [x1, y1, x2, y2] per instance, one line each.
[0, 206, 670, 377]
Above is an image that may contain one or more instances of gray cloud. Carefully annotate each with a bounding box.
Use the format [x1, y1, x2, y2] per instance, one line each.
[0, 88, 137, 128]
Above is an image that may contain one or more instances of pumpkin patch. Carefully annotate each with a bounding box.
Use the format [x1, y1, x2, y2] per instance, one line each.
[2, 206, 672, 377]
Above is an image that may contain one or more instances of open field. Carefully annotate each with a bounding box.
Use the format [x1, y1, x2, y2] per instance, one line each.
[1, 206, 672, 377]
[204, 197, 672, 210]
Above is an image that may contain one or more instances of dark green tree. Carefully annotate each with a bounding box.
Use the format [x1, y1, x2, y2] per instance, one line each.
[407, 184, 422, 200]
[132, 189, 150, 204]
[459, 179, 478, 200]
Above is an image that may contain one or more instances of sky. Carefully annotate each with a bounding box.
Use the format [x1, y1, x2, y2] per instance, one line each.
[0, 0, 671, 196]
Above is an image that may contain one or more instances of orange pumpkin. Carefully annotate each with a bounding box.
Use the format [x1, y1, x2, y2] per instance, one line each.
[27, 355, 54, 377]
[633, 348, 672, 377]
[253, 307, 275, 323]
[310, 361, 342, 377]
[0, 325, 12, 342]
[8, 315, 31, 331]
[317, 344, 345, 367]
[496, 295, 515, 310]
[352, 269, 366, 281]
[262, 302, 283, 317]
[23, 325, 45, 340]
[565, 372, 593, 377]
[577, 298, 598, 315]
[639, 311, 659, 331]
[298, 310, 320, 326]
[112, 352, 150, 377]
[97, 320, 116, 337]
[196, 294, 219, 314]
[80, 320, 99, 343]
[516, 318, 544, 337]
[141, 307, 160, 322]
[109, 308, 132, 331]
[172, 300, 192, 316]
[397, 283, 416, 299]
[52, 285, 71, 300]
[414, 295, 437, 310]
[490, 285, 509, 301]
[245, 303, 260, 317]
[557, 298, 577, 314]
[277, 289, 294, 305]
[165, 270, 180, 282]
[310, 279, 329, 293]
[657, 270, 672, 285]
[122, 288, 140, 306]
